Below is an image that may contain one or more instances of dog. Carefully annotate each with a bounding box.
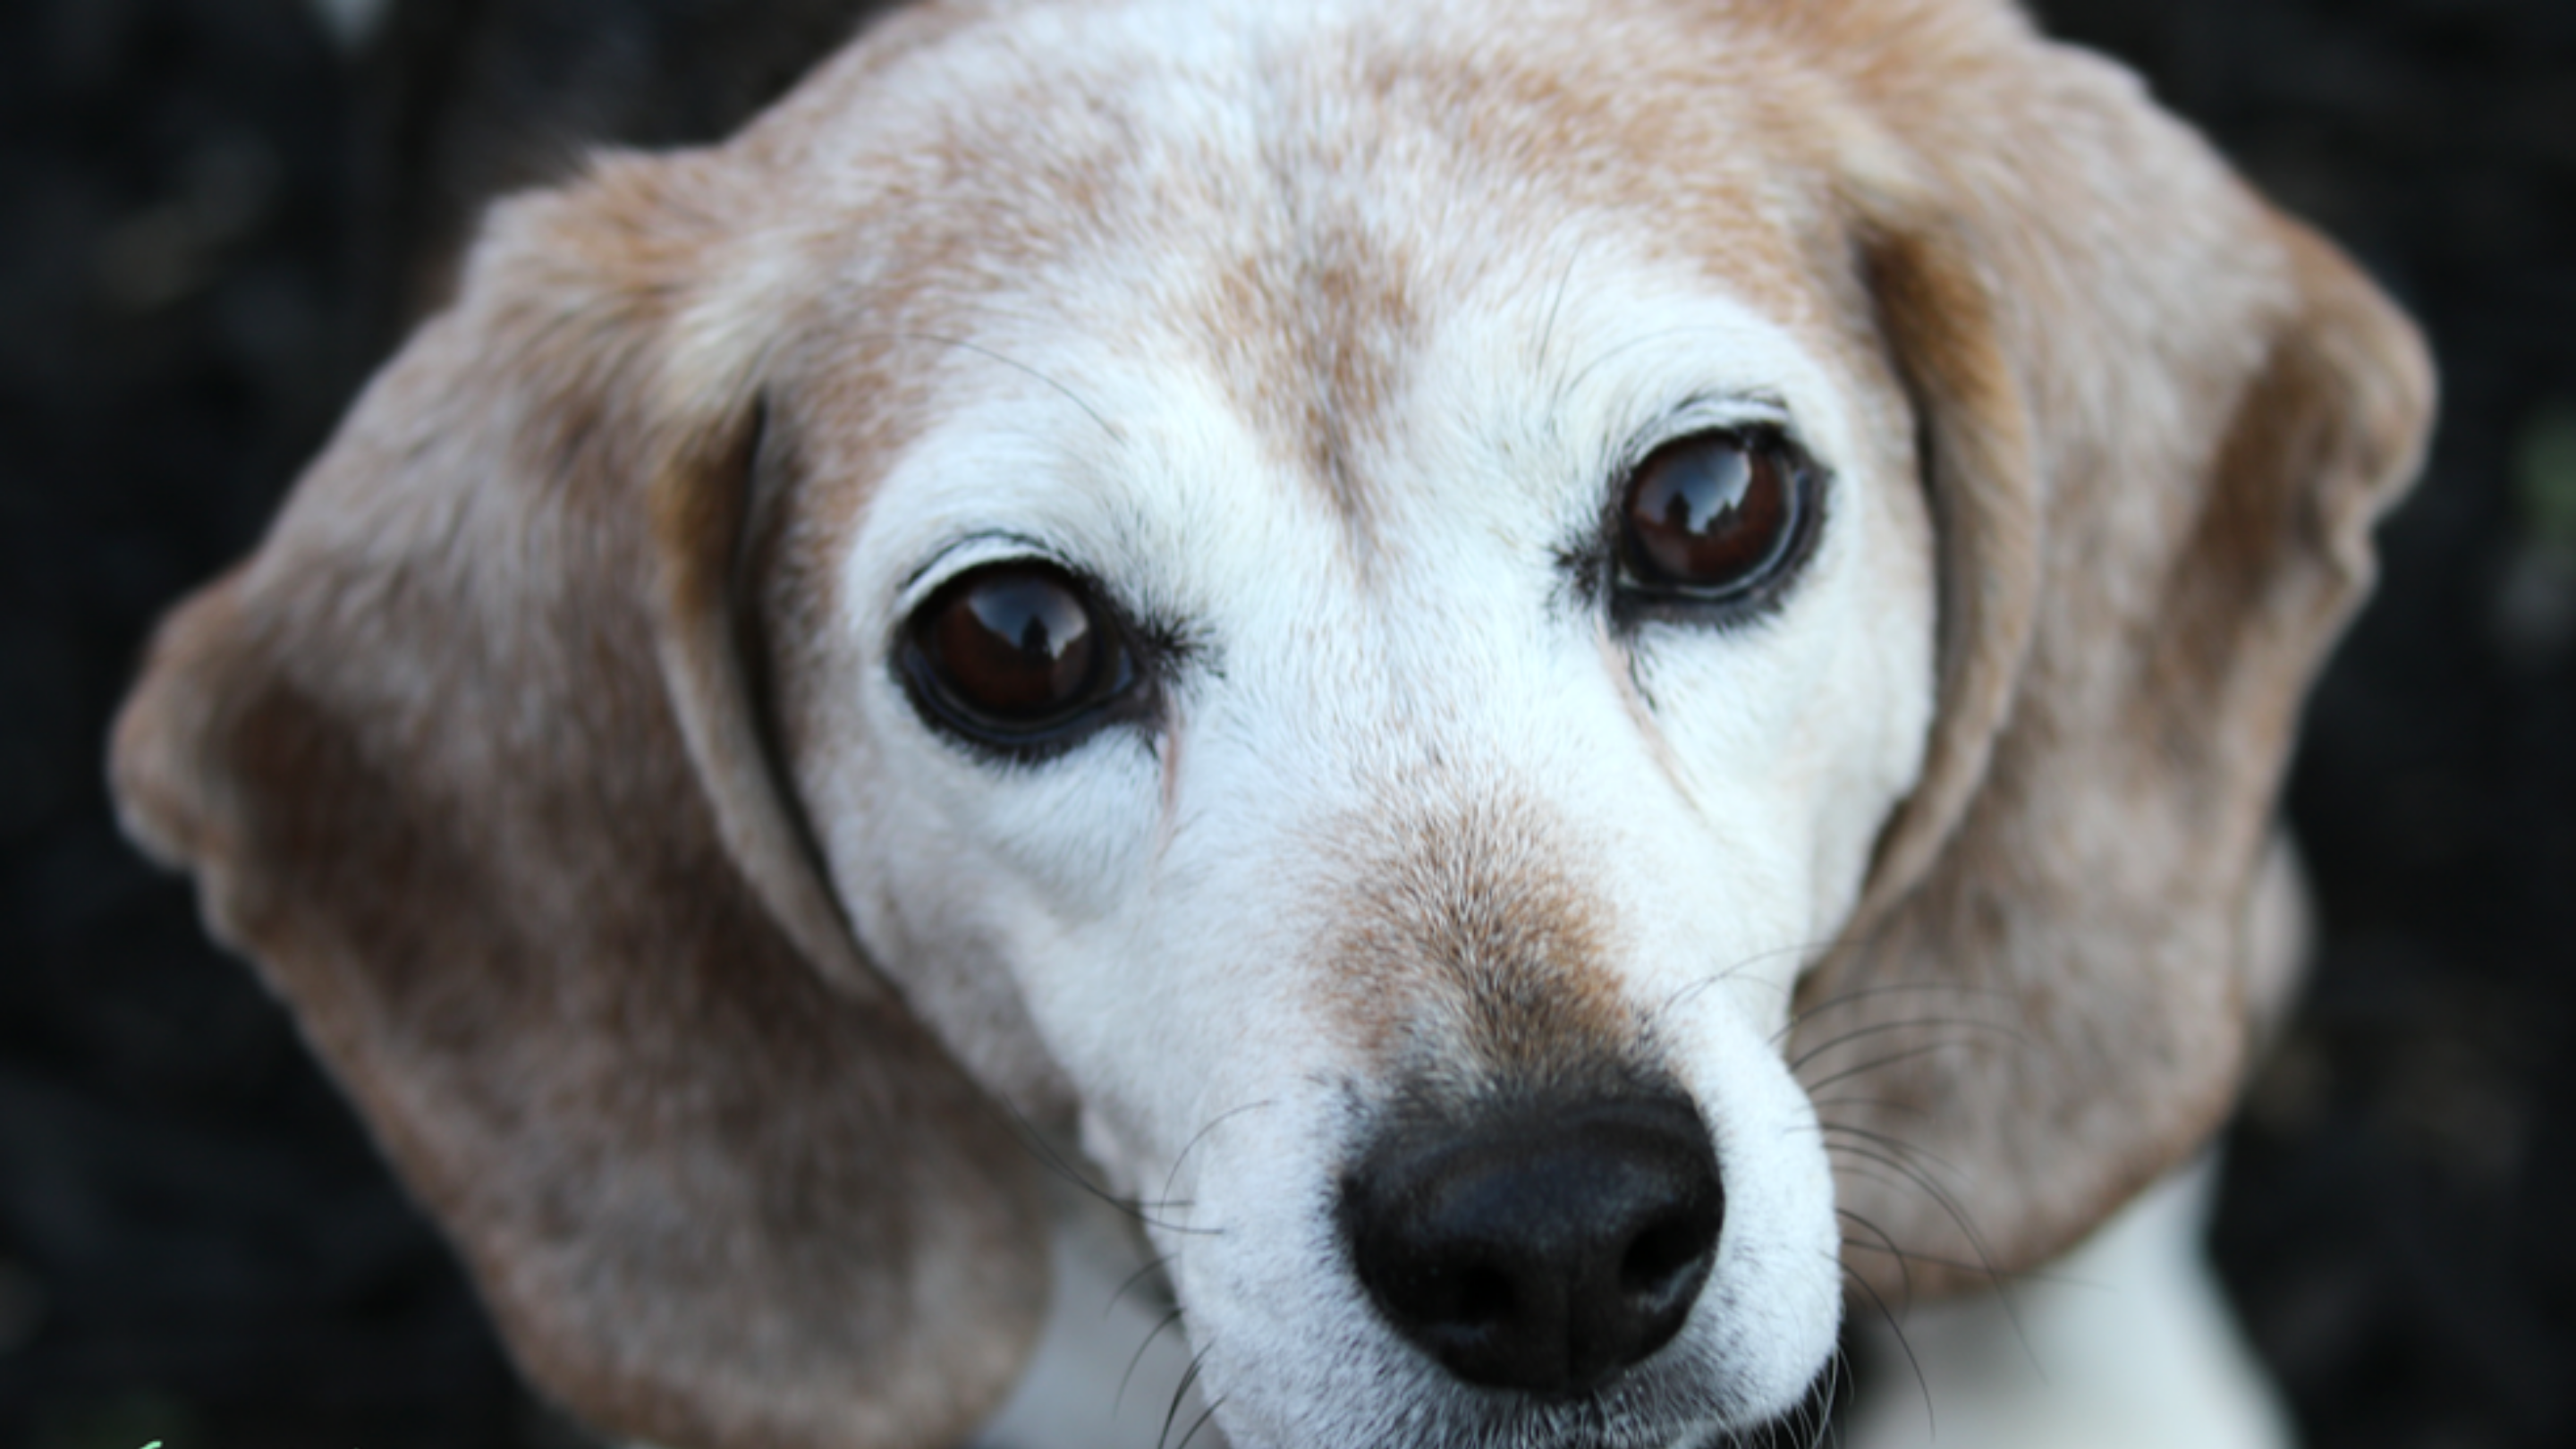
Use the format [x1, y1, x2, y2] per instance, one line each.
[109, 1, 2433, 1445]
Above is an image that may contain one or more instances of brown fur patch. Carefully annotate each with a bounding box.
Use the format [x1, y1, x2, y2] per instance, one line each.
[108, 139, 1052, 1449]
[1206, 225, 1419, 534]
[1322, 794, 1645, 1095]
[1785, 54, 2431, 1297]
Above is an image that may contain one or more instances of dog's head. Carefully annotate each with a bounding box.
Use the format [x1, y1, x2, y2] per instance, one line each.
[111, 1, 2431, 1445]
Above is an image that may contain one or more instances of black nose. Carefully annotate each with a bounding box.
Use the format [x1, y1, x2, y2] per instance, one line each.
[1341, 1091, 1724, 1398]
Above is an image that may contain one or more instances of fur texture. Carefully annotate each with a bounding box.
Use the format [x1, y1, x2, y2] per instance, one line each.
[114, 2, 2430, 1446]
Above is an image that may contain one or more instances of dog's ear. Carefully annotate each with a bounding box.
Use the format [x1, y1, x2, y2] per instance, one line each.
[1793, 38, 2435, 1297]
[110, 152, 1047, 1449]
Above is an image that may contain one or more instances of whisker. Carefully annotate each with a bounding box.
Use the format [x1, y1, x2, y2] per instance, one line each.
[1835, 1207, 1914, 1311]
[1774, 979, 2017, 1046]
[1805, 1093, 1931, 1119]
[1798, 1348, 1844, 1449]
[1159, 1098, 1279, 1212]
[1789, 1016, 2028, 1074]
[1817, 1120, 1967, 1181]
[1822, 1142, 1992, 1270]
[993, 1099, 1221, 1237]
[1175, 1395, 1227, 1449]
[1110, 1252, 1178, 1317]
[1116, 1305, 1187, 1419]
[1800, 1041, 1987, 1093]
[1839, 1233, 2087, 1290]
[1158, 1344, 1213, 1449]
[1829, 1159, 2000, 1292]
[1812, 1345, 1849, 1449]
[1840, 1258, 1932, 1443]
[1822, 1141, 2038, 1372]
[1644, 937, 1841, 1034]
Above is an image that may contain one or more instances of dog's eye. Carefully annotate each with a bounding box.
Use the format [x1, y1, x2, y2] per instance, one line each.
[1615, 428, 1818, 607]
[901, 562, 1138, 754]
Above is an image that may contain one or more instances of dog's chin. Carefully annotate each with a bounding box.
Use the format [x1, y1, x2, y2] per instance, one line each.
[1192, 1321, 1833, 1449]
[1451, 1363, 1827, 1449]
[1424, 1356, 1842, 1449]
[1224, 1383, 1822, 1449]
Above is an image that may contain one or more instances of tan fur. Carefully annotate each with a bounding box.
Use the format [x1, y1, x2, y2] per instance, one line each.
[113, 151, 1048, 1449]
[1784, 30, 2432, 1293]
[110, 0, 2432, 1444]
[1322, 793, 1636, 1083]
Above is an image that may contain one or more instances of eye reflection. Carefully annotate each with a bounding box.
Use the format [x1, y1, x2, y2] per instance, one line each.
[902, 561, 1140, 754]
[1616, 428, 1814, 605]
[928, 569, 1101, 722]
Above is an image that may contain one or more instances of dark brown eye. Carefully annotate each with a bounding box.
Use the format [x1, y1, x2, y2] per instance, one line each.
[902, 562, 1134, 748]
[1617, 429, 1814, 604]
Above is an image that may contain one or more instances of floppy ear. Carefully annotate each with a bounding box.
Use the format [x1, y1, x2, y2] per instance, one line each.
[110, 152, 1047, 1449]
[1792, 40, 2435, 1298]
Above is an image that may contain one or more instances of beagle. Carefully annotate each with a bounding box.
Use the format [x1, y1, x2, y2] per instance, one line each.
[110, 2, 2433, 1446]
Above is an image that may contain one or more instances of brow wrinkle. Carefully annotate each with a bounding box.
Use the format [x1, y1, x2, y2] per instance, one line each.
[1563, 322, 1767, 397]
[895, 330, 1123, 441]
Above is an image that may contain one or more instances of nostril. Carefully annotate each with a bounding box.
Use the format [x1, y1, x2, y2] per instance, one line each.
[1343, 1089, 1724, 1398]
[1622, 1208, 1715, 1298]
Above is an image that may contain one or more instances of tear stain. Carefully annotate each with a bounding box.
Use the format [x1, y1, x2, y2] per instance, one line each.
[1318, 791, 1646, 1093]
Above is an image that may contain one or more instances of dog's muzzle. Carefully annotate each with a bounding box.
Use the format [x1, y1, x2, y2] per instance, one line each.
[1339, 1089, 1724, 1399]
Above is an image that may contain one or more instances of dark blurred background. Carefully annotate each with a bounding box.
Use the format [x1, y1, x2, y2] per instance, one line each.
[0, 1, 2568, 1446]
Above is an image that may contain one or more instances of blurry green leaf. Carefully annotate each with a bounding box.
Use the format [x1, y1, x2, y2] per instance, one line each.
[2512, 401, 2576, 550]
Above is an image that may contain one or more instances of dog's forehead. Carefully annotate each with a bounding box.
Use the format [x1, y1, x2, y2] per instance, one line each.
[735, 0, 1867, 500]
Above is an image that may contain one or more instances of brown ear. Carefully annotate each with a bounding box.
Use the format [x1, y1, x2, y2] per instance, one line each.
[110, 152, 1047, 1449]
[1792, 39, 2435, 1298]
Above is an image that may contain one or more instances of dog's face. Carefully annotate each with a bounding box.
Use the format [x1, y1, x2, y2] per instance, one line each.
[110, 2, 2431, 1447]
[777, 25, 1936, 1433]
[767, 15, 1937, 1436]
